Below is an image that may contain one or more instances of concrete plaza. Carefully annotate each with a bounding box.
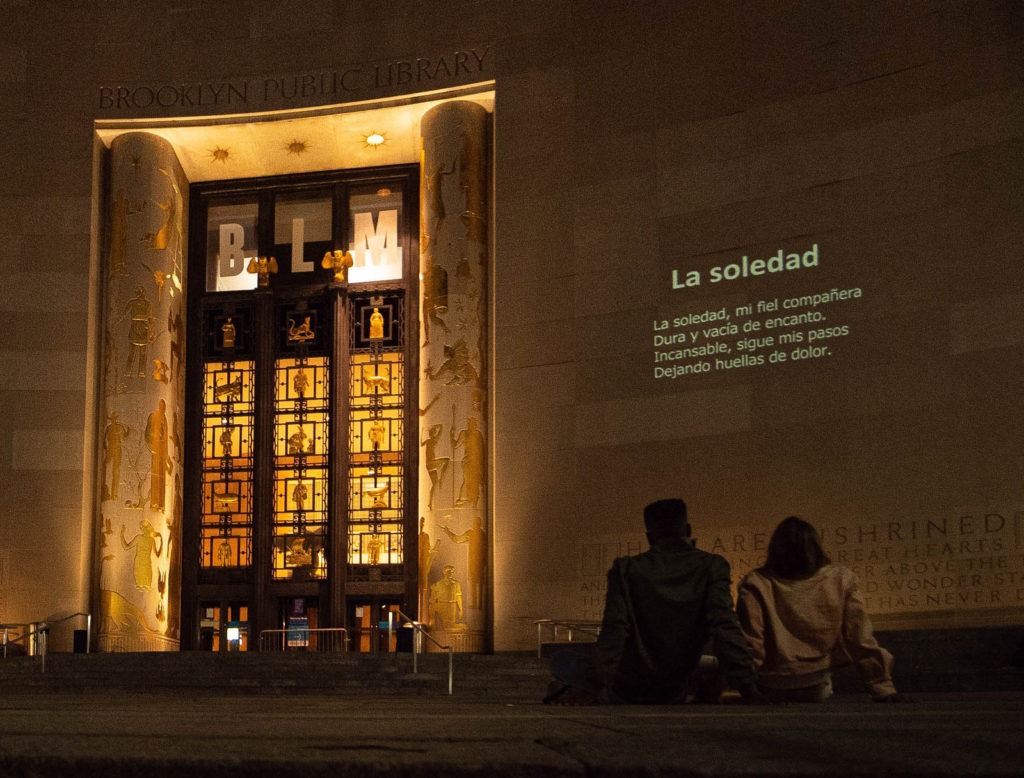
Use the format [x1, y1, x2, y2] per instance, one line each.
[0, 690, 1020, 777]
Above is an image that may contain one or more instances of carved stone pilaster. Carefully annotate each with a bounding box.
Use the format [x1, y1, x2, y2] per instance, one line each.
[93, 132, 187, 651]
[418, 102, 489, 650]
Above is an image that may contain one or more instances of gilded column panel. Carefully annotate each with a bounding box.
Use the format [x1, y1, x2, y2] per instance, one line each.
[93, 132, 187, 651]
[418, 101, 489, 652]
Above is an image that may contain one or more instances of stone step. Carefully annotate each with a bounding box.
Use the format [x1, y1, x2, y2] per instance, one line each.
[0, 651, 551, 700]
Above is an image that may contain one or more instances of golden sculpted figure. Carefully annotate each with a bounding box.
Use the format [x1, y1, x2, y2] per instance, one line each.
[214, 376, 242, 402]
[216, 539, 233, 567]
[287, 427, 313, 455]
[123, 287, 155, 378]
[286, 536, 312, 566]
[369, 307, 384, 339]
[425, 339, 479, 385]
[102, 412, 129, 501]
[421, 423, 450, 510]
[121, 519, 164, 591]
[152, 359, 170, 383]
[221, 317, 236, 349]
[291, 481, 308, 511]
[366, 533, 384, 565]
[430, 565, 464, 629]
[418, 517, 441, 615]
[219, 425, 234, 458]
[108, 189, 141, 276]
[442, 516, 487, 609]
[321, 249, 354, 283]
[288, 315, 315, 343]
[146, 399, 170, 511]
[361, 365, 390, 394]
[421, 258, 449, 346]
[292, 367, 310, 398]
[368, 419, 387, 450]
[246, 255, 278, 286]
[451, 414, 484, 508]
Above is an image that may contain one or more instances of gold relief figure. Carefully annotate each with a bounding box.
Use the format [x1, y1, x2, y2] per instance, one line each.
[102, 412, 129, 501]
[288, 315, 315, 342]
[120, 519, 164, 591]
[361, 365, 390, 393]
[425, 157, 456, 236]
[424, 339, 479, 385]
[286, 536, 312, 566]
[152, 359, 170, 383]
[291, 481, 308, 511]
[418, 518, 441, 615]
[216, 540, 233, 566]
[321, 249, 354, 283]
[451, 413, 484, 509]
[141, 263, 169, 302]
[214, 376, 242, 402]
[123, 287, 155, 378]
[216, 539, 233, 566]
[109, 189, 142, 276]
[168, 308, 184, 381]
[146, 399, 169, 511]
[221, 317, 236, 349]
[98, 588, 160, 635]
[369, 307, 384, 339]
[292, 367, 310, 398]
[420, 423, 450, 510]
[422, 259, 449, 346]
[366, 533, 384, 565]
[429, 565, 464, 629]
[145, 168, 182, 253]
[246, 255, 278, 286]
[100, 514, 112, 548]
[171, 408, 182, 464]
[442, 516, 487, 610]
[287, 427, 313, 455]
[368, 419, 387, 451]
[219, 425, 234, 458]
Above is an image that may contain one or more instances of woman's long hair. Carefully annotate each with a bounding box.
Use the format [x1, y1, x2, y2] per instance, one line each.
[764, 516, 830, 580]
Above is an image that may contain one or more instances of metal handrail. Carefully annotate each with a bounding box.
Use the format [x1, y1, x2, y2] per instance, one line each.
[534, 618, 601, 657]
[2, 612, 92, 672]
[258, 627, 348, 652]
[396, 610, 453, 696]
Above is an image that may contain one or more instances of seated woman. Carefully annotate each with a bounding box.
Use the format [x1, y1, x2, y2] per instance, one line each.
[737, 516, 906, 703]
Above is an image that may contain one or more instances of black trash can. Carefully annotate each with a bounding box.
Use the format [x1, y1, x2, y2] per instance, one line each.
[396, 624, 414, 653]
[73, 629, 88, 654]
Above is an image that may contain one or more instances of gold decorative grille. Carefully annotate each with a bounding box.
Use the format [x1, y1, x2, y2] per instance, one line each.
[347, 298, 404, 580]
[272, 355, 329, 580]
[200, 361, 255, 568]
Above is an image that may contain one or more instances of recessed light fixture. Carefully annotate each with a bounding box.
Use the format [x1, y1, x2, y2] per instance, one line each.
[364, 131, 386, 149]
[376, 188, 392, 197]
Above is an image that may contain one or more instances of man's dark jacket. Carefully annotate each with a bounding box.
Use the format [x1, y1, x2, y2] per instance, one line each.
[593, 536, 756, 702]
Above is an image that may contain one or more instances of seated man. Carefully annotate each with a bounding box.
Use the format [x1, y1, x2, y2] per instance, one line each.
[547, 498, 762, 704]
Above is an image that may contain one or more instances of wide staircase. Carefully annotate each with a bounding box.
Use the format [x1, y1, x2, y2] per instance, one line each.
[0, 650, 552, 700]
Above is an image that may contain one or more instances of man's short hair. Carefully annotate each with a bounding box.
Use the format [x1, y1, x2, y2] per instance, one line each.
[644, 498, 688, 538]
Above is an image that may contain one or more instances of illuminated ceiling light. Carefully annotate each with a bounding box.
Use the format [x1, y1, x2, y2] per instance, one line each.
[286, 139, 309, 156]
[376, 187, 392, 197]
[210, 146, 230, 164]
[364, 131, 386, 149]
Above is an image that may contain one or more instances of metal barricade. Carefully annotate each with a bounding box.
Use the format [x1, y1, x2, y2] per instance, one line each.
[534, 618, 601, 657]
[257, 626, 349, 652]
